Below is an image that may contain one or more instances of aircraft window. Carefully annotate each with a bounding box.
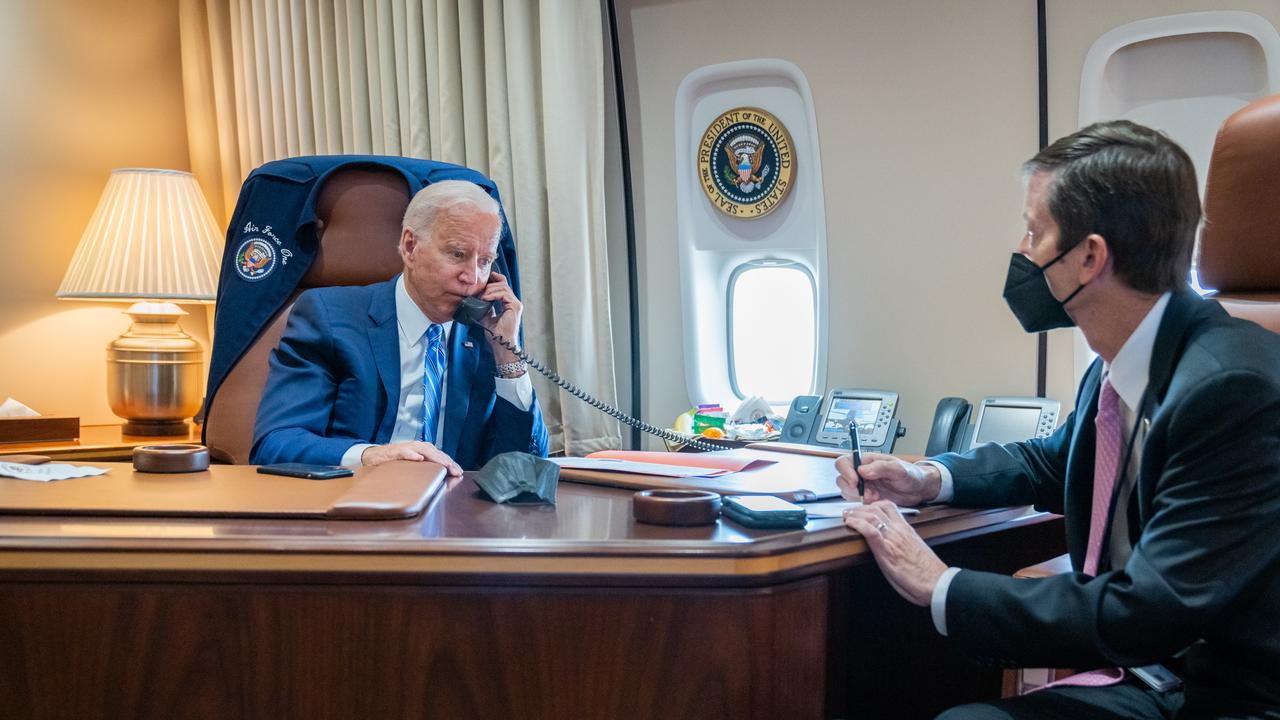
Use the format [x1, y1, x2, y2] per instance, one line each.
[727, 260, 816, 402]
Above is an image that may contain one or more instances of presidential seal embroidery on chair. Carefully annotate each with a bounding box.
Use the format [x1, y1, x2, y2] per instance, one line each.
[697, 107, 795, 218]
[234, 237, 277, 281]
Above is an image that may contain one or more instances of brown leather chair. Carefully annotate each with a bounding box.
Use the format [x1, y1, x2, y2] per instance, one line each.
[203, 169, 407, 463]
[1001, 554, 1076, 696]
[1200, 92, 1280, 333]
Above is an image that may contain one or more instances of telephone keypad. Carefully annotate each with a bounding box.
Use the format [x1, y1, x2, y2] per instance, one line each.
[861, 398, 897, 446]
[1035, 410, 1058, 438]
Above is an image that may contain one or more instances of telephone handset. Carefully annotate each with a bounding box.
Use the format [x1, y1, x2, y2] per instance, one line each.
[924, 397, 971, 456]
[452, 296, 723, 452]
[453, 296, 501, 327]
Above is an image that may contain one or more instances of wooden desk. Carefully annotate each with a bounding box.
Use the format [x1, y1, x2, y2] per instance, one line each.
[0, 423, 202, 462]
[0, 464, 1064, 719]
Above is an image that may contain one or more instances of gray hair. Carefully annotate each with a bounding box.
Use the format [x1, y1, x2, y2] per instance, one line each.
[401, 180, 501, 240]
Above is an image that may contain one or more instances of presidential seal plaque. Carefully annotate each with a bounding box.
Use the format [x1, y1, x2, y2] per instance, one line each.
[697, 107, 795, 219]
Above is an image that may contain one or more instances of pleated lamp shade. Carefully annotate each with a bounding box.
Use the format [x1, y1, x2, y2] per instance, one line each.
[57, 169, 223, 303]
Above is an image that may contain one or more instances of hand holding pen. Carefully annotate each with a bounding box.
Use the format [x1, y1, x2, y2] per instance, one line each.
[835, 440, 946, 506]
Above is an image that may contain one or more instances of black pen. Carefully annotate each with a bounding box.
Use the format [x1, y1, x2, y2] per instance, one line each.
[849, 422, 864, 498]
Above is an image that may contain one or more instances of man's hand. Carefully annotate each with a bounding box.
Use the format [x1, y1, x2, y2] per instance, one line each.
[844, 500, 949, 606]
[835, 452, 942, 506]
[361, 441, 462, 477]
[478, 271, 523, 364]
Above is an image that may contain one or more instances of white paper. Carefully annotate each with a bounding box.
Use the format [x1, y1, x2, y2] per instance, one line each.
[726, 423, 776, 441]
[0, 397, 39, 417]
[730, 395, 774, 424]
[550, 457, 729, 478]
[0, 462, 110, 482]
[803, 501, 921, 518]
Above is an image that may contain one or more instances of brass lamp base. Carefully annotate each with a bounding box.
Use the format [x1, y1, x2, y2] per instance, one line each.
[107, 302, 203, 434]
[122, 419, 191, 437]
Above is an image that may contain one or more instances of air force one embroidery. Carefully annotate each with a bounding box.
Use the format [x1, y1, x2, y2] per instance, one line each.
[234, 238, 276, 282]
[234, 221, 293, 282]
[697, 107, 795, 219]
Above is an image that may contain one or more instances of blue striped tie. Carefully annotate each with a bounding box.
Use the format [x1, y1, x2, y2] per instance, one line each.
[420, 324, 446, 444]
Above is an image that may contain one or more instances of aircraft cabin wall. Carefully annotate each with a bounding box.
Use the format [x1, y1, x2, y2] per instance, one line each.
[1044, 0, 1280, 407]
[608, 0, 1280, 453]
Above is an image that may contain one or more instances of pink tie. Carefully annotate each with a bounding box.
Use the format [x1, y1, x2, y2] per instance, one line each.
[1027, 379, 1128, 695]
[1084, 378, 1123, 577]
[1029, 666, 1126, 693]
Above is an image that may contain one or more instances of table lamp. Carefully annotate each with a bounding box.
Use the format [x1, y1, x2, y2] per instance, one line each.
[56, 168, 223, 436]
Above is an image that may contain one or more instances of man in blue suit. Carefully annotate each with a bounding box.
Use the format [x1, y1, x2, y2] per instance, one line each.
[251, 180, 549, 474]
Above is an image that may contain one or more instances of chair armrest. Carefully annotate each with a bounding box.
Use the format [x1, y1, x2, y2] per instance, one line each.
[1013, 553, 1071, 579]
[1004, 552, 1075, 697]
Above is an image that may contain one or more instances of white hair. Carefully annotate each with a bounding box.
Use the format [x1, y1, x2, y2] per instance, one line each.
[401, 180, 501, 240]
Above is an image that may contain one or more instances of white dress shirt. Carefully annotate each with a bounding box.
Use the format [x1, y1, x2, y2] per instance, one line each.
[340, 275, 534, 466]
[927, 292, 1171, 635]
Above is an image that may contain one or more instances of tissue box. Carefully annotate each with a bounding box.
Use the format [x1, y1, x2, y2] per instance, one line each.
[0, 417, 80, 444]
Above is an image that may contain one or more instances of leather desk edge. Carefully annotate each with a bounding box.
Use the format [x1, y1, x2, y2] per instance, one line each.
[0, 507, 1043, 583]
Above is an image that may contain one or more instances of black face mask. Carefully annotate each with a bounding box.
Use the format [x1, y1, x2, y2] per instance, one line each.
[1002, 245, 1087, 333]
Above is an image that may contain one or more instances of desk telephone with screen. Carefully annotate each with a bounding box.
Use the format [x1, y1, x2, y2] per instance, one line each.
[780, 388, 904, 453]
[924, 395, 1061, 455]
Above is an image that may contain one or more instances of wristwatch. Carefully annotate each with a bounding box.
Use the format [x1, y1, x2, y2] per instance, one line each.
[495, 360, 527, 378]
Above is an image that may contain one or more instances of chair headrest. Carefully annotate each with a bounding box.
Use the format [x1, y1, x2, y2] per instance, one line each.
[301, 167, 407, 288]
[1200, 93, 1280, 292]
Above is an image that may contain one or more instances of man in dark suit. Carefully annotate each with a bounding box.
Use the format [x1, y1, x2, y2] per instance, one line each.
[251, 180, 549, 474]
[839, 121, 1280, 719]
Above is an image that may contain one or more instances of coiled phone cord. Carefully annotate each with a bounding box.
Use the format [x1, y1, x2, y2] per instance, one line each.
[482, 328, 725, 453]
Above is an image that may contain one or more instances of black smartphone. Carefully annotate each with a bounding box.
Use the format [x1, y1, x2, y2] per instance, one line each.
[256, 463, 353, 480]
[1130, 664, 1182, 692]
[721, 495, 808, 529]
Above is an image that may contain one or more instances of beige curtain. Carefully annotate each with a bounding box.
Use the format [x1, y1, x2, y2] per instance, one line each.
[179, 0, 621, 455]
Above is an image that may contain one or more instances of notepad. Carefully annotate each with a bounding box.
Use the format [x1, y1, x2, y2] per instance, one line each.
[802, 501, 920, 518]
[550, 457, 733, 478]
[555, 447, 836, 501]
[585, 450, 777, 473]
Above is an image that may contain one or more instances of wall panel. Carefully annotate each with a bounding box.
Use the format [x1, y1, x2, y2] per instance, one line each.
[618, 0, 1040, 452]
[1044, 0, 1280, 411]
[0, 0, 201, 425]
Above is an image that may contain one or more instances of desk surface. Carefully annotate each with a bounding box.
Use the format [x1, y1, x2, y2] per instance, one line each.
[0, 460, 444, 520]
[0, 461, 1036, 584]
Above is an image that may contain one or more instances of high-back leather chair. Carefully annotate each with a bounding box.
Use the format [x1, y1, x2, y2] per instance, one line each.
[1200, 93, 1280, 333]
[203, 168, 407, 463]
[201, 156, 520, 464]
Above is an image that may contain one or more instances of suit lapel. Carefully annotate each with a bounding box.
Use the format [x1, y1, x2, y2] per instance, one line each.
[440, 323, 478, 457]
[1130, 289, 1219, 523]
[367, 279, 401, 442]
[1147, 289, 1215, 405]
